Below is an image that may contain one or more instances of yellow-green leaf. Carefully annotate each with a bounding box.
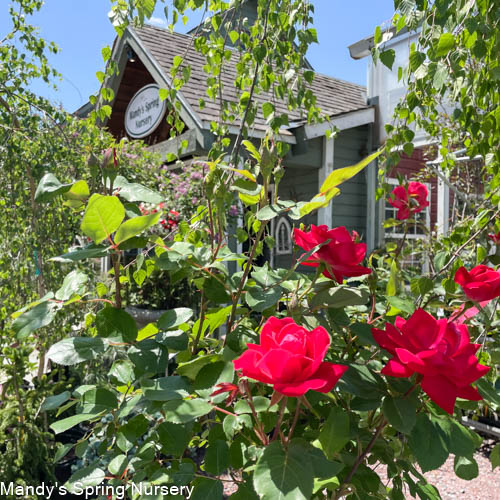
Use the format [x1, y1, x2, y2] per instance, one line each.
[320, 150, 382, 193]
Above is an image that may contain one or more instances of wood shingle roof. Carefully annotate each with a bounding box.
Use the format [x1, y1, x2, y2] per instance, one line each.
[133, 24, 369, 133]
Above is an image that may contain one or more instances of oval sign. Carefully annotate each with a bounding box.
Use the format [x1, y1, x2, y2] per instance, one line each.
[124, 84, 166, 139]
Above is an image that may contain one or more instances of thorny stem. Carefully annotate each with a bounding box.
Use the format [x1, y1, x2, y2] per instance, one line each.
[192, 291, 207, 354]
[226, 222, 267, 337]
[242, 379, 268, 445]
[271, 396, 288, 442]
[333, 382, 419, 499]
[286, 399, 302, 445]
[112, 252, 122, 309]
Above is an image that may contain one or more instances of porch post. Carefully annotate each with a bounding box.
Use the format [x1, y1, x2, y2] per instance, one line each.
[437, 176, 450, 236]
[318, 136, 334, 227]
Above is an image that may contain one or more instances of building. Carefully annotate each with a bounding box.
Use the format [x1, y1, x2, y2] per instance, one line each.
[77, 1, 379, 270]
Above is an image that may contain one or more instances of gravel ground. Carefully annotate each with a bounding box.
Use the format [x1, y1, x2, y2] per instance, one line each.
[408, 438, 499, 500]
[222, 437, 499, 498]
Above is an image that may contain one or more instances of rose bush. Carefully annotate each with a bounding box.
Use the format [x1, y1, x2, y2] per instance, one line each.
[293, 225, 371, 282]
[372, 309, 490, 414]
[388, 181, 429, 220]
[454, 265, 500, 302]
[233, 317, 348, 397]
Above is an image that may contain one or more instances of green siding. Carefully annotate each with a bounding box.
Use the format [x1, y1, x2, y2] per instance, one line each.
[331, 126, 368, 239]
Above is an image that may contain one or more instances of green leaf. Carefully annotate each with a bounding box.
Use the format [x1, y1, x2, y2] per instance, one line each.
[254, 440, 314, 500]
[63, 179, 90, 201]
[108, 455, 127, 476]
[245, 286, 281, 312]
[310, 285, 369, 308]
[55, 270, 88, 300]
[447, 421, 479, 457]
[157, 307, 194, 330]
[380, 49, 396, 70]
[12, 301, 57, 340]
[95, 306, 137, 342]
[205, 439, 230, 475]
[337, 363, 385, 400]
[41, 391, 71, 411]
[163, 399, 213, 424]
[242, 140, 261, 162]
[435, 33, 455, 57]
[386, 296, 415, 315]
[34, 173, 73, 202]
[113, 175, 163, 203]
[176, 354, 221, 380]
[190, 477, 223, 500]
[65, 466, 105, 492]
[142, 376, 191, 401]
[477, 378, 500, 405]
[109, 360, 135, 385]
[50, 413, 102, 434]
[80, 387, 118, 413]
[382, 396, 417, 434]
[305, 443, 344, 479]
[490, 443, 500, 470]
[47, 337, 107, 365]
[386, 259, 398, 296]
[81, 194, 125, 244]
[114, 212, 160, 244]
[319, 407, 350, 458]
[156, 329, 188, 351]
[157, 421, 191, 456]
[320, 150, 381, 193]
[454, 455, 478, 480]
[408, 414, 449, 472]
[50, 244, 108, 262]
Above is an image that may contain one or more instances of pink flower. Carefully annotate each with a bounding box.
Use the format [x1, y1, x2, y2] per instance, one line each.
[454, 265, 500, 302]
[372, 309, 490, 414]
[293, 225, 371, 283]
[388, 181, 429, 220]
[233, 317, 348, 397]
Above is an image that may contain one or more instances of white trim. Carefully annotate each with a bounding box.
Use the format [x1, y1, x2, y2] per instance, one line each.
[126, 28, 205, 131]
[317, 136, 334, 227]
[366, 159, 377, 252]
[437, 177, 450, 236]
[303, 107, 375, 140]
[219, 123, 297, 145]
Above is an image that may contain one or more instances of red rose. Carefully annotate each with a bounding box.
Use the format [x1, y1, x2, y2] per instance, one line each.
[488, 231, 500, 245]
[454, 265, 500, 302]
[388, 181, 429, 220]
[372, 309, 489, 414]
[233, 317, 347, 397]
[293, 225, 371, 283]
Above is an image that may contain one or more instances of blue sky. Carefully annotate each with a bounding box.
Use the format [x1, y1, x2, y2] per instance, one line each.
[0, 1, 395, 112]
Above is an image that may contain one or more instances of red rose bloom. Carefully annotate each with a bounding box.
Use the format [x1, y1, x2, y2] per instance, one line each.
[388, 181, 429, 220]
[233, 317, 348, 397]
[293, 225, 371, 283]
[372, 309, 490, 414]
[454, 265, 500, 302]
[488, 231, 500, 245]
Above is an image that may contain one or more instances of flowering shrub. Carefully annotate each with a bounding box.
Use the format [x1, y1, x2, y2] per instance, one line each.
[454, 265, 500, 302]
[8, 1, 500, 498]
[293, 225, 372, 282]
[388, 181, 429, 220]
[233, 317, 348, 397]
[372, 309, 490, 414]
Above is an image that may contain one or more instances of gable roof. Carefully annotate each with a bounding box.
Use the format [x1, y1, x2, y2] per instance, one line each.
[131, 24, 369, 134]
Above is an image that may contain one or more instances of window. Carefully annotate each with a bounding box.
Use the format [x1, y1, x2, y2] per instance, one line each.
[275, 217, 293, 255]
[384, 178, 431, 271]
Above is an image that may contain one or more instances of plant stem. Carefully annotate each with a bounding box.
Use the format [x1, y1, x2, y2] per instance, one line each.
[286, 399, 302, 445]
[226, 222, 267, 336]
[112, 252, 122, 309]
[271, 396, 288, 442]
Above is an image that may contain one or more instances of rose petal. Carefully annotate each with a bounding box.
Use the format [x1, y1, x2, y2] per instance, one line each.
[274, 362, 348, 397]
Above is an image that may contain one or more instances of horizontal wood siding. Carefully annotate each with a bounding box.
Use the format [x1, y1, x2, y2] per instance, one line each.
[331, 126, 368, 238]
